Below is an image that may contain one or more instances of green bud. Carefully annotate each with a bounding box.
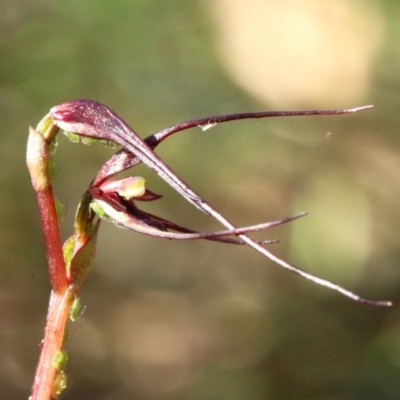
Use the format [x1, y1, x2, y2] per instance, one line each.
[52, 371, 67, 399]
[63, 131, 80, 143]
[81, 136, 99, 145]
[90, 201, 107, 218]
[52, 350, 68, 371]
[54, 196, 64, 222]
[49, 138, 58, 154]
[69, 296, 81, 321]
[98, 139, 118, 149]
[63, 235, 76, 271]
[47, 157, 56, 180]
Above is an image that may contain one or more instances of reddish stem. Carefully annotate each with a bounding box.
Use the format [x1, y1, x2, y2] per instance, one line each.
[30, 289, 74, 400]
[27, 126, 68, 293]
[27, 125, 71, 399]
[35, 189, 69, 293]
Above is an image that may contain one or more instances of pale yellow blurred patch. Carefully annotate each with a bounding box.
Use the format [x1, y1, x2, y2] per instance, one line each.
[290, 167, 371, 284]
[342, 133, 400, 252]
[206, 0, 384, 108]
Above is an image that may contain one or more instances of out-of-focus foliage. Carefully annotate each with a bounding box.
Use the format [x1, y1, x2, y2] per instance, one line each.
[2, 0, 400, 399]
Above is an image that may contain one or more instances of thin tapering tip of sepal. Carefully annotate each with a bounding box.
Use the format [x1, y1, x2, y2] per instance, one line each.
[289, 211, 308, 219]
[345, 104, 375, 113]
[265, 211, 308, 227]
[357, 298, 392, 307]
[302, 268, 392, 307]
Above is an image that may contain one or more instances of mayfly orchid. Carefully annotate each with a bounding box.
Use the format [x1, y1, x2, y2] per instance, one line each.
[47, 100, 390, 307]
[27, 99, 391, 400]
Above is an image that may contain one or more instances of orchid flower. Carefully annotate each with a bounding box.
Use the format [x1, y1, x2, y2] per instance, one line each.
[27, 100, 390, 400]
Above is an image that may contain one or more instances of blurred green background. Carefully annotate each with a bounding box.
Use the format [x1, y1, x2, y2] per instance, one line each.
[2, 0, 400, 399]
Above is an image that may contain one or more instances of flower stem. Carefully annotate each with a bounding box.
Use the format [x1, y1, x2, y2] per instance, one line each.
[27, 122, 72, 399]
[27, 125, 68, 293]
[30, 289, 75, 400]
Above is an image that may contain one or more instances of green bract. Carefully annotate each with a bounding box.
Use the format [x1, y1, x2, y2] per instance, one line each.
[69, 297, 81, 321]
[51, 371, 67, 399]
[54, 197, 64, 222]
[52, 350, 68, 372]
[62, 236, 76, 272]
[89, 200, 107, 219]
[62, 131, 80, 143]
